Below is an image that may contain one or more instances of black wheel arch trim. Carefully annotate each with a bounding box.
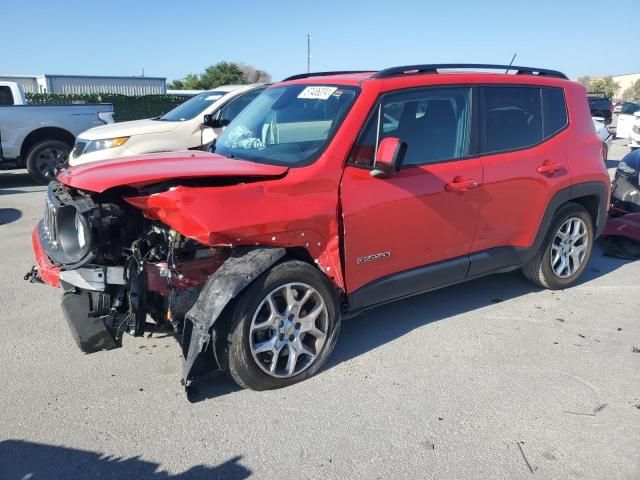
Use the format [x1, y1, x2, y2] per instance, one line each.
[182, 246, 286, 387]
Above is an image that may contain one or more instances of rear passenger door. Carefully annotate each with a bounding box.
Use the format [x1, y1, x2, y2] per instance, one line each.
[471, 85, 572, 272]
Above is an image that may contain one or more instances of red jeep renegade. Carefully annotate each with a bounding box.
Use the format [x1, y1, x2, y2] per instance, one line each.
[29, 64, 610, 391]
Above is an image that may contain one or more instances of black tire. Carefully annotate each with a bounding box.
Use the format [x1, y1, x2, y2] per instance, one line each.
[522, 203, 594, 289]
[25, 139, 71, 184]
[220, 260, 341, 391]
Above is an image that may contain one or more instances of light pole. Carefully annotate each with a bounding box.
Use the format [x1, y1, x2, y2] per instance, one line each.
[307, 34, 311, 73]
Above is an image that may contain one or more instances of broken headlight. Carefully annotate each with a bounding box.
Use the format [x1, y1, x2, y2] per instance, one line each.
[56, 205, 92, 263]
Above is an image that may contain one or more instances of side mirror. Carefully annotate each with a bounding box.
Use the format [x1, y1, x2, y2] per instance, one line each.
[371, 137, 406, 178]
[203, 114, 230, 128]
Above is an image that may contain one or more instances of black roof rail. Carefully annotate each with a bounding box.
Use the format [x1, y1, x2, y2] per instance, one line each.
[372, 64, 568, 80]
[282, 71, 373, 82]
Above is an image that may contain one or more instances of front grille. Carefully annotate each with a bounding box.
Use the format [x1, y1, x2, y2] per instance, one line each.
[72, 142, 86, 158]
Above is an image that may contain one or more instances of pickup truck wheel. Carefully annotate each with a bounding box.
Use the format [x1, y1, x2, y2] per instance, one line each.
[222, 260, 341, 390]
[522, 203, 594, 289]
[26, 139, 71, 184]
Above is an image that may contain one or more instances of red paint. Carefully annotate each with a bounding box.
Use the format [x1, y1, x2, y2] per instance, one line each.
[603, 212, 640, 242]
[32, 226, 60, 288]
[59, 151, 288, 193]
[341, 158, 483, 291]
[145, 253, 229, 295]
[48, 70, 609, 296]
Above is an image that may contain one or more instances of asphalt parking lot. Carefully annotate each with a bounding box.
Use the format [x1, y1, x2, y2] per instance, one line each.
[0, 140, 638, 480]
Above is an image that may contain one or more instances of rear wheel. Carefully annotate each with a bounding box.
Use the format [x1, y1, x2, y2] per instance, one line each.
[26, 139, 71, 184]
[522, 203, 594, 289]
[221, 260, 341, 390]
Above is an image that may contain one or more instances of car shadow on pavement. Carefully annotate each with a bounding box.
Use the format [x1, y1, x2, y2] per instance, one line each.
[0, 171, 39, 190]
[326, 245, 632, 370]
[0, 208, 22, 225]
[0, 440, 252, 480]
[185, 369, 244, 403]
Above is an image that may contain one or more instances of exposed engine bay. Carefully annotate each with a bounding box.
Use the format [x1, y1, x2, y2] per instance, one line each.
[32, 181, 229, 354]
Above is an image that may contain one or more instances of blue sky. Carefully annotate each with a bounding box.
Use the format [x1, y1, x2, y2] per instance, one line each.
[4, 0, 638, 82]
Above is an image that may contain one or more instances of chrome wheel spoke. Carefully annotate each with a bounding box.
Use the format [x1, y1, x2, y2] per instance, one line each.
[285, 348, 298, 376]
[253, 337, 277, 354]
[292, 337, 315, 358]
[284, 285, 297, 311]
[266, 293, 280, 317]
[298, 288, 312, 307]
[270, 345, 284, 374]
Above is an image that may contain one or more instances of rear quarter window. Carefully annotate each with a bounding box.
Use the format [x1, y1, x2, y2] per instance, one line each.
[483, 86, 542, 153]
[542, 87, 568, 137]
[482, 85, 568, 155]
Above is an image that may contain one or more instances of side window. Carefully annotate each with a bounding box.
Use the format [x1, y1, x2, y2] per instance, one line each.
[542, 87, 568, 137]
[349, 87, 472, 167]
[483, 86, 542, 153]
[218, 88, 264, 122]
[0, 86, 14, 106]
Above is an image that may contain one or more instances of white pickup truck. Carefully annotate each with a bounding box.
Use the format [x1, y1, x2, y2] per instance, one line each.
[0, 81, 114, 183]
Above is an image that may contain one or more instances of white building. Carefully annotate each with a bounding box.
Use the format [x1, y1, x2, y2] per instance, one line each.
[0, 74, 166, 96]
[612, 72, 640, 98]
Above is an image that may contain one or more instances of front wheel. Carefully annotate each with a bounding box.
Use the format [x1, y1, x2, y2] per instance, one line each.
[221, 260, 341, 390]
[26, 139, 71, 184]
[522, 203, 594, 289]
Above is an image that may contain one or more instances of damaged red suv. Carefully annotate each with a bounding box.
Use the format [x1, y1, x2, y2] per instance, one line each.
[29, 64, 610, 390]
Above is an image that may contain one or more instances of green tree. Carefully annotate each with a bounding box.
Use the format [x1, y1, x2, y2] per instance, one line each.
[621, 79, 640, 101]
[576, 75, 620, 99]
[168, 61, 271, 90]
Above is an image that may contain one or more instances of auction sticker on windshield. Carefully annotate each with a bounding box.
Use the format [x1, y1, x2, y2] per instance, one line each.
[297, 86, 337, 100]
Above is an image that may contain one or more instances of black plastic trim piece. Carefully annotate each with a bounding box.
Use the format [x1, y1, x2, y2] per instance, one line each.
[182, 247, 286, 386]
[61, 290, 117, 353]
[372, 64, 567, 80]
[347, 256, 469, 314]
[282, 71, 373, 82]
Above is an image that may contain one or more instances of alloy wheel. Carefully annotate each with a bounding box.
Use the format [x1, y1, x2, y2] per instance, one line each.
[249, 282, 328, 378]
[36, 147, 68, 180]
[550, 217, 589, 278]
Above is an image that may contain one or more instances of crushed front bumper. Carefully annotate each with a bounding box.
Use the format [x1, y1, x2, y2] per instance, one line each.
[31, 225, 119, 353]
[31, 225, 60, 288]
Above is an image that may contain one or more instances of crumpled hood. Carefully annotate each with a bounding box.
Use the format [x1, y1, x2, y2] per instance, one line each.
[79, 118, 179, 140]
[58, 151, 288, 192]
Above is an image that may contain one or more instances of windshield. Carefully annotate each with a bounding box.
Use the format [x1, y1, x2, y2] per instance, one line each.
[157, 91, 228, 121]
[213, 84, 359, 166]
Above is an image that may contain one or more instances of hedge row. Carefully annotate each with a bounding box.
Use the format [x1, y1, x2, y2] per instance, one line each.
[26, 93, 191, 122]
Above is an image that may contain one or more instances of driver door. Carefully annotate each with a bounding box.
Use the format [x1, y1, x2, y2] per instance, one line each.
[341, 86, 482, 302]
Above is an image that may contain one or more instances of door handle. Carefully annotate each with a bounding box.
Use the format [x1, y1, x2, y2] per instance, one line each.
[537, 161, 563, 175]
[445, 178, 479, 192]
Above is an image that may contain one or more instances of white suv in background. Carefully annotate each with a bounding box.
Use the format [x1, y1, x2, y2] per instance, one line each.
[629, 111, 640, 149]
[68, 83, 266, 165]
